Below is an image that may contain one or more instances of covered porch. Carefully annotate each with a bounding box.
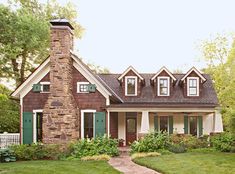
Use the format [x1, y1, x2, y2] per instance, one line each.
[107, 108, 223, 146]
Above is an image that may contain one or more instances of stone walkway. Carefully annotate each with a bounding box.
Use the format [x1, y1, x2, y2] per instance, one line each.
[108, 150, 160, 174]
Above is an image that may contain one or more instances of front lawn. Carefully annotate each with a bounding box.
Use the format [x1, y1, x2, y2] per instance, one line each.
[0, 160, 121, 174]
[133, 151, 235, 174]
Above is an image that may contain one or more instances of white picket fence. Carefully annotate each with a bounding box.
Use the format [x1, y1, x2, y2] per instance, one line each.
[0, 132, 20, 149]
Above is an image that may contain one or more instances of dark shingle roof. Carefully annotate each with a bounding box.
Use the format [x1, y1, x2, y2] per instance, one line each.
[98, 73, 219, 107]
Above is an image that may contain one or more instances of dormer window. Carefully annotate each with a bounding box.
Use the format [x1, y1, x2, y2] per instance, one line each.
[158, 77, 170, 96]
[125, 76, 137, 96]
[187, 77, 199, 96]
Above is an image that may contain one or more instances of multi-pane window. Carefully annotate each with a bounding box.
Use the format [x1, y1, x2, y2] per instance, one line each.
[188, 78, 198, 96]
[125, 77, 137, 96]
[158, 77, 169, 96]
[42, 84, 50, 92]
[40, 82, 50, 93]
[159, 79, 168, 95]
[80, 84, 89, 92]
[77, 82, 89, 93]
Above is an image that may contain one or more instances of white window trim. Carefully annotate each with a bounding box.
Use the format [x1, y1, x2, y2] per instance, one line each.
[77, 82, 89, 93]
[157, 76, 170, 96]
[187, 77, 199, 96]
[81, 109, 96, 139]
[125, 76, 137, 96]
[33, 109, 43, 143]
[40, 82, 50, 93]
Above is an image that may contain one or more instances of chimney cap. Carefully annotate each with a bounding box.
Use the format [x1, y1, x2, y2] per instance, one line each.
[50, 18, 74, 30]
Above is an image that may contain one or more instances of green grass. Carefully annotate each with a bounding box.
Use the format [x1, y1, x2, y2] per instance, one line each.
[133, 152, 235, 174]
[0, 160, 121, 174]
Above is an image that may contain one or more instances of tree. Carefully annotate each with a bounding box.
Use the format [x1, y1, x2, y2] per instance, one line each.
[87, 62, 110, 74]
[200, 34, 235, 131]
[0, 84, 19, 133]
[0, 0, 83, 86]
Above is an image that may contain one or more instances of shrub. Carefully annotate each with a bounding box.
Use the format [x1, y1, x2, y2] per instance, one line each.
[0, 148, 16, 162]
[167, 143, 186, 153]
[169, 134, 208, 149]
[10, 143, 63, 160]
[211, 132, 235, 152]
[131, 152, 161, 160]
[81, 154, 110, 161]
[131, 131, 169, 153]
[69, 135, 119, 159]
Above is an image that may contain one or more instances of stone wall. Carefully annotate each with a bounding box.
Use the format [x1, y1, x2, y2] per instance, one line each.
[42, 23, 79, 144]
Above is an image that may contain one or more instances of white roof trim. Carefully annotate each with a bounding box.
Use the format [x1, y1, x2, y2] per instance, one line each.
[71, 54, 112, 101]
[11, 58, 50, 97]
[181, 67, 206, 82]
[118, 66, 144, 81]
[12, 54, 116, 104]
[151, 66, 176, 81]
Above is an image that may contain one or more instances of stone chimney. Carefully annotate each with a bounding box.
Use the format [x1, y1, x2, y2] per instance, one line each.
[43, 19, 79, 144]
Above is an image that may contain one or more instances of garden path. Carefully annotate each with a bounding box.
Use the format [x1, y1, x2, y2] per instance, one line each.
[108, 147, 160, 174]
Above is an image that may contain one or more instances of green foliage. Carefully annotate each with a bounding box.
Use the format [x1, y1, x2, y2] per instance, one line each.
[10, 143, 63, 160]
[167, 144, 186, 153]
[0, 148, 16, 163]
[130, 132, 170, 153]
[0, 0, 83, 85]
[0, 84, 19, 133]
[87, 62, 110, 74]
[200, 34, 235, 131]
[211, 132, 235, 152]
[68, 136, 119, 159]
[169, 134, 208, 149]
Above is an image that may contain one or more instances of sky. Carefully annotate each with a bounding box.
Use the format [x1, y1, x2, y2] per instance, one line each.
[1, 0, 235, 74]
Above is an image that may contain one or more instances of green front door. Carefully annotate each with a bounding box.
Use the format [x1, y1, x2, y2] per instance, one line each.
[95, 112, 106, 137]
[23, 112, 33, 144]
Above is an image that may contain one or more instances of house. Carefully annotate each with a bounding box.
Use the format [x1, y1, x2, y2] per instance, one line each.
[11, 19, 223, 145]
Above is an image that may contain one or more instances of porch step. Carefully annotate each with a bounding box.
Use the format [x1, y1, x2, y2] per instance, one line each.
[118, 147, 131, 156]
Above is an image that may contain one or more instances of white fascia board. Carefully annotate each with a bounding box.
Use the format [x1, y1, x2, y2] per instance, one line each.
[11, 58, 50, 97]
[151, 66, 176, 81]
[107, 107, 215, 113]
[118, 66, 144, 81]
[181, 67, 206, 82]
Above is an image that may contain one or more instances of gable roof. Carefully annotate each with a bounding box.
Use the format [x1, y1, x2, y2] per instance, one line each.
[11, 57, 50, 98]
[71, 52, 123, 103]
[151, 66, 177, 81]
[98, 73, 218, 107]
[11, 52, 122, 103]
[181, 67, 207, 82]
[118, 66, 144, 81]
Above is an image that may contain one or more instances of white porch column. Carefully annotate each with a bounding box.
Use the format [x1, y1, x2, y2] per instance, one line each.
[107, 111, 110, 137]
[214, 108, 223, 133]
[140, 111, 150, 133]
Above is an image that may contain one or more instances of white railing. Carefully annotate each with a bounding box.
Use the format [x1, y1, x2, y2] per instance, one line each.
[0, 132, 20, 149]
